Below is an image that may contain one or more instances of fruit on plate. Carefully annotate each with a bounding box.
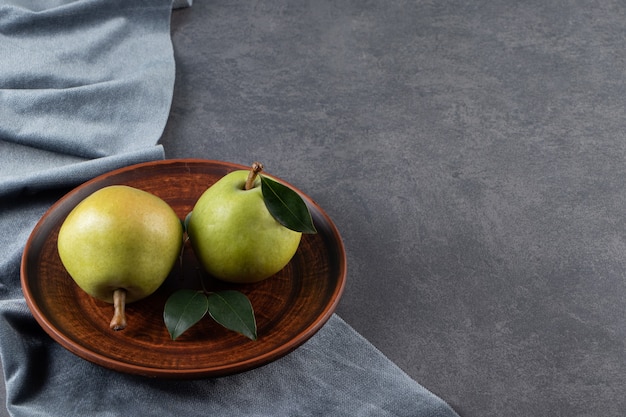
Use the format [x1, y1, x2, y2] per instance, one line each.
[187, 163, 307, 284]
[57, 185, 183, 330]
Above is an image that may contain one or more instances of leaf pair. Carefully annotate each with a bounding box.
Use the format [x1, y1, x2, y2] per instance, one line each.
[164, 289, 257, 341]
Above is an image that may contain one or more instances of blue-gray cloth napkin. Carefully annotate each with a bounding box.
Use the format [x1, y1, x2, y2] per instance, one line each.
[0, 1, 459, 416]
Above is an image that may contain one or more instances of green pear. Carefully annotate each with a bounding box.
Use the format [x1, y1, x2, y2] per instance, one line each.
[57, 185, 183, 330]
[188, 164, 302, 284]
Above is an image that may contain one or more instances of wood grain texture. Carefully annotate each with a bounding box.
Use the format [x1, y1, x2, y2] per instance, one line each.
[21, 159, 346, 378]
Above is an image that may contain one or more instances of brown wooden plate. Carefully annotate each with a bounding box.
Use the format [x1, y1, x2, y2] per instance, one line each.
[21, 159, 346, 378]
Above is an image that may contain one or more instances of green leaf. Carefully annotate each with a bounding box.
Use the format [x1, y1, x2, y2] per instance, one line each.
[207, 291, 257, 340]
[164, 289, 209, 340]
[260, 175, 317, 234]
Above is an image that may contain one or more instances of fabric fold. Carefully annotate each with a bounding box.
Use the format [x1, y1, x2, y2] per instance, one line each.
[0, 146, 165, 199]
[0, 0, 177, 159]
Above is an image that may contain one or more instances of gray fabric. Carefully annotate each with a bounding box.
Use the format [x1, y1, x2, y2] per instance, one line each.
[0, 1, 458, 416]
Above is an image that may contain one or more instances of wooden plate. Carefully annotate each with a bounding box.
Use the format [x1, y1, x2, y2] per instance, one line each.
[21, 159, 346, 378]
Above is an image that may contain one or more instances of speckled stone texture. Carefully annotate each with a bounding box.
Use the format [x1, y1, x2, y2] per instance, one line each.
[160, 1, 626, 416]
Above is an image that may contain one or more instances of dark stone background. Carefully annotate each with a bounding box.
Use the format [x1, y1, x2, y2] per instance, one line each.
[161, 2, 626, 415]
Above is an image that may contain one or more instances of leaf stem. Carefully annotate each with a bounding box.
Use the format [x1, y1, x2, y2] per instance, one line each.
[109, 288, 127, 331]
[178, 236, 189, 280]
[197, 268, 212, 295]
[244, 162, 264, 190]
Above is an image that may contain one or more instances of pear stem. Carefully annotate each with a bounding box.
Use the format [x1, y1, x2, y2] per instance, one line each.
[109, 288, 127, 331]
[244, 162, 264, 190]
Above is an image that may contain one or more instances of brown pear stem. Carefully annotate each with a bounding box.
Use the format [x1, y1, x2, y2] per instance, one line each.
[244, 162, 264, 190]
[109, 288, 127, 331]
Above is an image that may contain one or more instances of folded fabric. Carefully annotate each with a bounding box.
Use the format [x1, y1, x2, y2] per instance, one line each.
[0, 1, 459, 416]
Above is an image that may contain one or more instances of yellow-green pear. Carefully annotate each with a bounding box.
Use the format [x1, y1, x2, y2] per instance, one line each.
[57, 185, 183, 330]
[188, 164, 302, 284]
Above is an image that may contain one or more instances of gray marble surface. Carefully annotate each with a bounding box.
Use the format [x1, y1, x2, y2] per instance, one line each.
[4, 1, 626, 416]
